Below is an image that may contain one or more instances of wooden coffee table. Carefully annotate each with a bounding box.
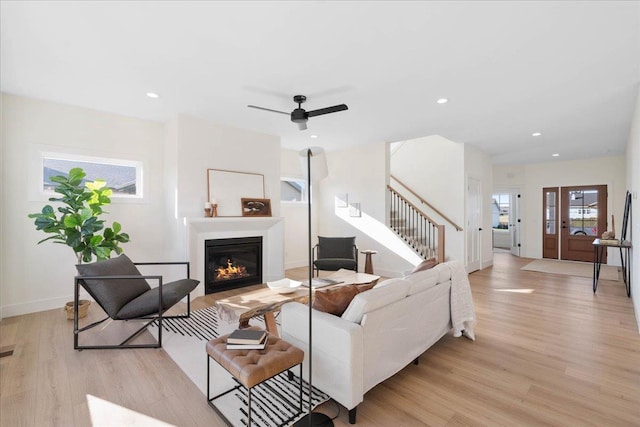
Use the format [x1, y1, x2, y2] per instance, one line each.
[216, 269, 380, 337]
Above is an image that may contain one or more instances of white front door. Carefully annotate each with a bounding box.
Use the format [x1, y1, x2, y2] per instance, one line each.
[466, 177, 482, 272]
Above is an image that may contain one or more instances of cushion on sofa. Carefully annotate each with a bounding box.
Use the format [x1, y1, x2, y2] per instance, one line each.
[313, 282, 378, 316]
[373, 277, 405, 289]
[313, 285, 359, 316]
[341, 281, 411, 324]
[405, 268, 440, 295]
[411, 258, 438, 274]
[432, 263, 452, 283]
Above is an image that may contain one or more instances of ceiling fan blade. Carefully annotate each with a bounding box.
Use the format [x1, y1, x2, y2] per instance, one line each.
[307, 104, 348, 117]
[298, 122, 308, 131]
[247, 105, 290, 115]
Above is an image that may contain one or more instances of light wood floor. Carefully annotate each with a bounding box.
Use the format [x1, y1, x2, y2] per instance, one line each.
[1, 253, 639, 426]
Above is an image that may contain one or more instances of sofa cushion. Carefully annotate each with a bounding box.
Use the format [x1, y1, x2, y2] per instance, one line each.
[341, 281, 411, 324]
[373, 277, 405, 289]
[405, 268, 440, 295]
[411, 258, 438, 274]
[313, 282, 377, 316]
[432, 262, 453, 283]
[313, 285, 359, 316]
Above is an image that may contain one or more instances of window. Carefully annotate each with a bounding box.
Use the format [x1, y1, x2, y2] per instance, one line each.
[280, 177, 307, 202]
[42, 154, 143, 198]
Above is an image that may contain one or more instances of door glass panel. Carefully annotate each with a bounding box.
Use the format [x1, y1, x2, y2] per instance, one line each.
[545, 191, 556, 234]
[568, 189, 599, 236]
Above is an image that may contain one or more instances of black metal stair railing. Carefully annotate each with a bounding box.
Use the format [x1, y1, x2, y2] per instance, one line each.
[388, 186, 445, 262]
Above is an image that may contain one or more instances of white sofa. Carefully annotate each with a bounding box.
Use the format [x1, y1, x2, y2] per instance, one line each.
[281, 261, 461, 424]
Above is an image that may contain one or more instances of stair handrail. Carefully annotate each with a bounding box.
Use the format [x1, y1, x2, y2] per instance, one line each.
[387, 185, 440, 225]
[390, 174, 463, 231]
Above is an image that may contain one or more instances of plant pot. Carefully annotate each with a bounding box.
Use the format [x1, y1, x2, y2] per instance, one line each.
[65, 300, 91, 320]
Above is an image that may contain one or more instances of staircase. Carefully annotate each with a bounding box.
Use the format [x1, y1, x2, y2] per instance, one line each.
[388, 185, 445, 262]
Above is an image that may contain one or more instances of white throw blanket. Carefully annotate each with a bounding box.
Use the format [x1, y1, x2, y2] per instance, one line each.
[445, 260, 477, 340]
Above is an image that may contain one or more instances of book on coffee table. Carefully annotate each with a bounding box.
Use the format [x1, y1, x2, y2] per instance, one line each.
[227, 329, 267, 345]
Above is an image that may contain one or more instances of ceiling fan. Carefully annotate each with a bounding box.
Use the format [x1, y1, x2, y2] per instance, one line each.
[248, 95, 348, 130]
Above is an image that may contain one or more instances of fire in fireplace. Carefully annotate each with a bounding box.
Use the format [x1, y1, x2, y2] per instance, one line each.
[205, 236, 262, 294]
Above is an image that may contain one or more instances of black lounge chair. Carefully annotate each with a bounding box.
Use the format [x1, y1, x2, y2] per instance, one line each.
[74, 253, 198, 350]
[313, 236, 358, 276]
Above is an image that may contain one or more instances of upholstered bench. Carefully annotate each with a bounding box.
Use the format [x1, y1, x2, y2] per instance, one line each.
[206, 329, 304, 426]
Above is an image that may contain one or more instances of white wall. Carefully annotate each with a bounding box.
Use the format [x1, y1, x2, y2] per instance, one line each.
[625, 85, 640, 331]
[280, 149, 309, 269]
[164, 114, 281, 260]
[317, 142, 422, 278]
[390, 136, 465, 262]
[494, 156, 627, 264]
[1, 94, 166, 317]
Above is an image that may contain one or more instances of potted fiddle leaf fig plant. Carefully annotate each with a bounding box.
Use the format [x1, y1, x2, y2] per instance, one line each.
[28, 167, 131, 318]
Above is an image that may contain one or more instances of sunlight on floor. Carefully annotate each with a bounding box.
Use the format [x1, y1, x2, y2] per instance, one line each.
[335, 198, 422, 266]
[87, 394, 176, 427]
[494, 288, 535, 294]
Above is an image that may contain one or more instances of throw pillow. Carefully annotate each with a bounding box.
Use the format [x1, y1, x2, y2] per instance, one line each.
[411, 258, 438, 274]
[313, 285, 359, 316]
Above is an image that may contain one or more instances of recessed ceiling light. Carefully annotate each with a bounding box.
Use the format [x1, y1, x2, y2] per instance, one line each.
[146, 92, 159, 99]
[310, 135, 318, 139]
[532, 132, 542, 137]
[552, 153, 559, 157]
[436, 98, 448, 104]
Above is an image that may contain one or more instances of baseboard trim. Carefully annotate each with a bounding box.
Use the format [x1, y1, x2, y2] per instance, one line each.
[1, 292, 93, 318]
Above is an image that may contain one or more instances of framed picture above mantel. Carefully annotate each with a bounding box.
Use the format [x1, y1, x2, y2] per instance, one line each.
[207, 169, 265, 217]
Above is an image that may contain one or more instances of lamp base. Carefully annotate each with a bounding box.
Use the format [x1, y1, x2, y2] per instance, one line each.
[292, 412, 334, 426]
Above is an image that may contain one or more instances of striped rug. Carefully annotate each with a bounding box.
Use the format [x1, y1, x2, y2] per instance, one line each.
[149, 306, 329, 427]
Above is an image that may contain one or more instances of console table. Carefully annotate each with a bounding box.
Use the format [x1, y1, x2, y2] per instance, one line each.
[592, 239, 631, 297]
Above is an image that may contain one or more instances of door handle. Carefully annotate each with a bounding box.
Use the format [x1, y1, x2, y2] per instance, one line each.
[479, 228, 483, 231]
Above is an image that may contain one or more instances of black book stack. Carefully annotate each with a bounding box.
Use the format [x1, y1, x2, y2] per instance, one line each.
[226, 329, 268, 350]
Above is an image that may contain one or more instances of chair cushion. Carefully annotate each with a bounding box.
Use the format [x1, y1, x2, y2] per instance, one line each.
[317, 236, 356, 259]
[314, 258, 357, 271]
[115, 278, 199, 319]
[76, 254, 150, 318]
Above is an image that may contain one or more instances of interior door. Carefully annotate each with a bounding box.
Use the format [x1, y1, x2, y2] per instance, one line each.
[542, 187, 559, 259]
[509, 192, 521, 256]
[466, 177, 482, 272]
[560, 185, 607, 263]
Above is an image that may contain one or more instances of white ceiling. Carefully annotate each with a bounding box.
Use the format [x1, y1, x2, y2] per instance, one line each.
[2, 1, 639, 164]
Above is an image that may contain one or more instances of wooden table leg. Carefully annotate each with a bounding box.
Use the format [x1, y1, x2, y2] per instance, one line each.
[264, 312, 279, 337]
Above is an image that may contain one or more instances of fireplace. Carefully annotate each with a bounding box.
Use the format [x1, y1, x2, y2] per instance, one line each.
[205, 236, 263, 294]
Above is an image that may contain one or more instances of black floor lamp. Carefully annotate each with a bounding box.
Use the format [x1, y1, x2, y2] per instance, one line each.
[293, 147, 333, 427]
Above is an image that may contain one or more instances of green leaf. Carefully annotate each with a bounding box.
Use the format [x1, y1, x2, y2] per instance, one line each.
[90, 235, 103, 246]
[94, 246, 111, 260]
[112, 222, 121, 233]
[67, 168, 86, 185]
[63, 215, 81, 228]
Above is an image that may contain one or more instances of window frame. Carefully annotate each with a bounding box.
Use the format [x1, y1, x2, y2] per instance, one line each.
[40, 151, 144, 200]
[280, 176, 308, 204]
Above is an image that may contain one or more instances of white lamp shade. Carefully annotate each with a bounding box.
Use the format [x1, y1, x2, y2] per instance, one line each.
[299, 146, 328, 181]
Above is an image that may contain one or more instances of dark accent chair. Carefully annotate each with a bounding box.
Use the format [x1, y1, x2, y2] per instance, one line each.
[313, 236, 358, 276]
[74, 253, 199, 350]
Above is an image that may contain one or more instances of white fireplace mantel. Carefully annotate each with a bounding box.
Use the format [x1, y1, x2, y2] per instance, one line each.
[186, 217, 285, 297]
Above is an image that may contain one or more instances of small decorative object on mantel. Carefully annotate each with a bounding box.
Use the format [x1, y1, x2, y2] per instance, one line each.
[241, 198, 272, 217]
[204, 202, 213, 217]
[211, 199, 218, 217]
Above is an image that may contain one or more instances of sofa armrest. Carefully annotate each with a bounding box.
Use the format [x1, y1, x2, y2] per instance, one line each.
[281, 302, 364, 411]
